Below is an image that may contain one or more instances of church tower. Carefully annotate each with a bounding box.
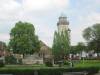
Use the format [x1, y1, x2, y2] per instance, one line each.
[57, 15, 70, 34]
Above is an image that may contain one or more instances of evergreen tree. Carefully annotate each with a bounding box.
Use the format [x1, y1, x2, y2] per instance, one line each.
[52, 30, 70, 62]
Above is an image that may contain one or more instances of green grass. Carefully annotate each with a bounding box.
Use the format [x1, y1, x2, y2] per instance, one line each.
[0, 60, 100, 70]
[74, 60, 100, 68]
[0, 62, 99, 75]
[0, 64, 69, 70]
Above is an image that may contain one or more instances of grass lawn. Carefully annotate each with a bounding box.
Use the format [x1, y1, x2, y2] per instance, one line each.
[0, 64, 68, 70]
[0, 61, 99, 75]
[0, 60, 100, 70]
[74, 60, 100, 68]
[0, 64, 45, 70]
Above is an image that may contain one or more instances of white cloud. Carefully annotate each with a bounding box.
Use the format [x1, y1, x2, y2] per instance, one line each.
[0, 34, 10, 42]
[0, 0, 21, 21]
[0, 0, 69, 46]
[78, 12, 100, 29]
[0, 0, 20, 11]
[71, 12, 100, 45]
[0, 0, 100, 47]
[86, 12, 100, 25]
[22, 0, 69, 11]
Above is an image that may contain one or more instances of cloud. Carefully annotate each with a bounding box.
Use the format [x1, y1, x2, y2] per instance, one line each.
[22, 0, 69, 11]
[0, 0, 100, 47]
[0, 34, 10, 43]
[78, 12, 100, 29]
[86, 12, 100, 25]
[70, 12, 100, 45]
[0, 0, 22, 22]
[0, 0, 69, 46]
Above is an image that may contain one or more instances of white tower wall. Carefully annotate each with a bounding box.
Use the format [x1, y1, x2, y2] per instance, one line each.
[57, 16, 70, 34]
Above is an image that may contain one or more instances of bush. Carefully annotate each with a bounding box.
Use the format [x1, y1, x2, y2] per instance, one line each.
[5, 55, 17, 64]
[44, 58, 53, 67]
[17, 59, 22, 64]
[0, 67, 99, 75]
[45, 61, 53, 67]
[63, 61, 70, 65]
[0, 59, 4, 67]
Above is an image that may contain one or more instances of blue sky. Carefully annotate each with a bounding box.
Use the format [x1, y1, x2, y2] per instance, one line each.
[0, 0, 100, 47]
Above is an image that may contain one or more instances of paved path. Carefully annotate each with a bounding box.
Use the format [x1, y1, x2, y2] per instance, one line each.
[63, 72, 87, 75]
[94, 72, 100, 75]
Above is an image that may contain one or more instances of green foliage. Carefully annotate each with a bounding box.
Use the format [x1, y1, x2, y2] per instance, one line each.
[18, 59, 22, 64]
[71, 42, 87, 54]
[83, 24, 100, 53]
[75, 60, 100, 68]
[0, 66, 99, 75]
[5, 55, 17, 64]
[63, 60, 70, 66]
[44, 58, 53, 67]
[45, 61, 53, 67]
[76, 42, 87, 53]
[0, 41, 7, 51]
[52, 30, 70, 61]
[9, 21, 40, 55]
[0, 59, 4, 67]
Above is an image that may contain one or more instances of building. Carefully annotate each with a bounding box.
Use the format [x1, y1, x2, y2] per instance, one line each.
[57, 14, 71, 47]
[57, 14, 70, 34]
[0, 42, 5, 60]
[22, 41, 52, 64]
[39, 41, 52, 63]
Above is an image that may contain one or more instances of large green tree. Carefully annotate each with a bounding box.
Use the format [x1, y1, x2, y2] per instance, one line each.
[75, 42, 87, 53]
[70, 42, 87, 55]
[52, 30, 70, 62]
[83, 23, 100, 56]
[9, 21, 40, 56]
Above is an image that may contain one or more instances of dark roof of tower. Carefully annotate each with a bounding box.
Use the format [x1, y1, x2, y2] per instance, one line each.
[57, 15, 69, 25]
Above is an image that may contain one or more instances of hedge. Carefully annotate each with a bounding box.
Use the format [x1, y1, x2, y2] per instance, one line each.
[0, 67, 99, 75]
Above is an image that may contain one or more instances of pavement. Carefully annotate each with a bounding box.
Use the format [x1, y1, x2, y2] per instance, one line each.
[63, 72, 87, 75]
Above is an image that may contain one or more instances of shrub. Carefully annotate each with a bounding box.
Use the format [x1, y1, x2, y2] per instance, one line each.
[44, 58, 53, 67]
[17, 59, 22, 65]
[0, 59, 4, 67]
[45, 61, 53, 67]
[63, 61, 70, 65]
[0, 67, 99, 75]
[5, 55, 17, 64]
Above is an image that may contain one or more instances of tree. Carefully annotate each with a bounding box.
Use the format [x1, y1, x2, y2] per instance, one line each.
[75, 42, 87, 53]
[83, 23, 100, 56]
[70, 46, 76, 54]
[52, 30, 70, 62]
[70, 42, 87, 56]
[9, 21, 40, 56]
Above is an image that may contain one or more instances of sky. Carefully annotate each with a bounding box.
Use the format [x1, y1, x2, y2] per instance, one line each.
[0, 0, 100, 47]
